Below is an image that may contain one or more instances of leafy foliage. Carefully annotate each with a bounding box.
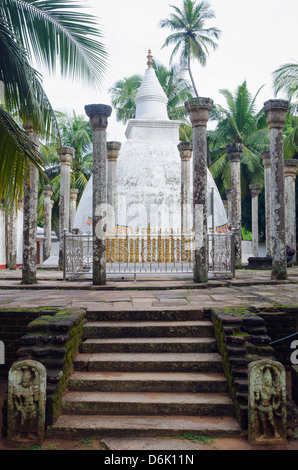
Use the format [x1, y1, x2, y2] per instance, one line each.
[208, 81, 269, 197]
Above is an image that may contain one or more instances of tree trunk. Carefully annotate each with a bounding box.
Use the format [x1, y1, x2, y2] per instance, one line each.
[188, 55, 199, 98]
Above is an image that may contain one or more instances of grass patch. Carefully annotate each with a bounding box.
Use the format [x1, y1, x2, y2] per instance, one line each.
[173, 433, 216, 446]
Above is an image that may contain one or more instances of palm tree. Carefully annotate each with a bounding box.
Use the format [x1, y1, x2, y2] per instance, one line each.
[273, 61, 298, 159]
[0, 0, 107, 282]
[0, 18, 53, 206]
[1, 0, 107, 88]
[208, 81, 269, 197]
[109, 75, 142, 124]
[273, 61, 298, 102]
[37, 112, 94, 231]
[159, 0, 221, 97]
[0, 0, 108, 204]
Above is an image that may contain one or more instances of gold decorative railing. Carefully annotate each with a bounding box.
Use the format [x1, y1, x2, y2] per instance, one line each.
[63, 228, 235, 280]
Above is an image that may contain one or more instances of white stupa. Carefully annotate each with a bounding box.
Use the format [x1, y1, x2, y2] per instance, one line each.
[74, 51, 228, 234]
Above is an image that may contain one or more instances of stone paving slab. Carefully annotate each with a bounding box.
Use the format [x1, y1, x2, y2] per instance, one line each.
[0, 268, 297, 311]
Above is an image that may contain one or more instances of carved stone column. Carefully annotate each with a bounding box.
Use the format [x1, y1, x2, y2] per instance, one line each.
[43, 185, 53, 261]
[227, 143, 243, 268]
[249, 184, 262, 257]
[223, 199, 228, 219]
[69, 189, 79, 232]
[262, 151, 272, 258]
[7, 206, 17, 270]
[58, 147, 74, 271]
[185, 97, 213, 283]
[22, 121, 39, 285]
[226, 189, 232, 225]
[107, 141, 121, 230]
[264, 99, 289, 280]
[284, 159, 298, 263]
[85, 104, 112, 285]
[178, 142, 192, 233]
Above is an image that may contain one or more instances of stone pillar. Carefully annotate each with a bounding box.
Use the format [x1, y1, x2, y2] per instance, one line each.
[107, 141, 121, 229]
[262, 151, 272, 258]
[264, 99, 289, 280]
[58, 147, 74, 271]
[85, 104, 112, 285]
[249, 184, 262, 257]
[178, 142, 192, 233]
[227, 143, 243, 268]
[69, 189, 79, 232]
[185, 97, 213, 283]
[226, 189, 232, 225]
[22, 122, 39, 285]
[284, 159, 298, 263]
[43, 185, 53, 261]
[7, 206, 17, 270]
[223, 199, 228, 219]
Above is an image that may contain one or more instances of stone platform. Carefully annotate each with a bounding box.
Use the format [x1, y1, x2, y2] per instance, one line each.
[0, 267, 297, 311]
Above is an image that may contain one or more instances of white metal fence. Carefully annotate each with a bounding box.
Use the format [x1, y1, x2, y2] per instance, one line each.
[63, 229, 235, 281]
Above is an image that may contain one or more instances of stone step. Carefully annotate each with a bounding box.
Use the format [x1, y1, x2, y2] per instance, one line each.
[61, 391, 235, 416]
[74, 352, 223, 373]
[83, 320, 214, 339]
[47, 414, 243, 440]
[68, 371, 229, 393]
[86, 310, 206, 322]
[81, 337, 218, 354]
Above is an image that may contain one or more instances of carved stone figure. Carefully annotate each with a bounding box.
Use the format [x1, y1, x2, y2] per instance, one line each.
[248, 359, 287, 445]
[7, 360, 46, 443]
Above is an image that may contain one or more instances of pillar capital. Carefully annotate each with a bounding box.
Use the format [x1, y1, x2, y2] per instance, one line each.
[178, 142, 193, 161]
[284, 159, 298, 179]
[249, 183, 262, 198]
[185, 97, 213, 127]
[261, 150, 271, 168]
[70, 189, 79, 200]
[85, 104, 112, 131]
[59, 146, 74, 165]
[264, 99, 289, 129]
[107, 141, 122, 161]
[226, 143, 243, 162]
[43, 185, 53, 198]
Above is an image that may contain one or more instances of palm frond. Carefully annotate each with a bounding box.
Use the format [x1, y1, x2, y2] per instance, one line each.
[1, 0, 108, 88]
[0, 106, 47, 206]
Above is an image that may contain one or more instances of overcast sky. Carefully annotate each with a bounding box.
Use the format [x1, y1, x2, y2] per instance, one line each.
[43, 0, 298, 141]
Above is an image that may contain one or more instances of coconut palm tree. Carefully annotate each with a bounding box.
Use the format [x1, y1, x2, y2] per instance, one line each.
[0, 0, 108, 204]
[37, 111, 94, 231]
[273, 61, 298, 102]
[208, 81, 269, 197]
[0, 0, 107, 282]
[159, 0, 221, 97]
[0, 18, 52, 206]
[273, 61, 298, 159]
[109, 75, 143, 124]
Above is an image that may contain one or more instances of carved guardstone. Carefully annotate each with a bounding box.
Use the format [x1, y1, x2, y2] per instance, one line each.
[248, 359, 287, 445]
[7, 360, 47, 444]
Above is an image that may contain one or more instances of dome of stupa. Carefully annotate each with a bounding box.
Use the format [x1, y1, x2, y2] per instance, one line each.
[74, 51, 228, 234]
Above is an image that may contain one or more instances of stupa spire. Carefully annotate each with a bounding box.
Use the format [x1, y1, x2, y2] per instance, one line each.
[135, 49, 168, 120]
[147, 49, 153, 68]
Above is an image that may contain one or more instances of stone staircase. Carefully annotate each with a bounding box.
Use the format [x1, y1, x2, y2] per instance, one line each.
[47, 309, 242, 439]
